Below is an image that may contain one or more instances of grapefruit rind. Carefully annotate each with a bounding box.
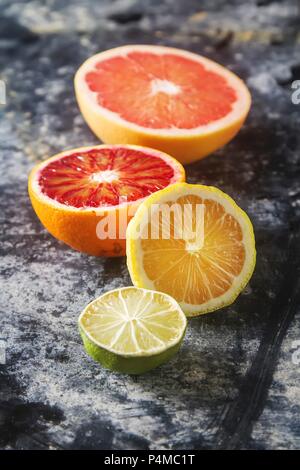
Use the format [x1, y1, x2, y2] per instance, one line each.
[75, 45, 251, 164]
[126, 183, 256, 316]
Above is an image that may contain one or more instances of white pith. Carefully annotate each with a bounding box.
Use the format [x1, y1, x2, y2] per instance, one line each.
[78, 286, 187, 357]
[126, 183, 256, 316]
[75, 45, 251, 137]
[185, 241, 203, 253]
[90, 169, 119, 184]
[31, 144, 184, 212]
[150, 78, 181, 96]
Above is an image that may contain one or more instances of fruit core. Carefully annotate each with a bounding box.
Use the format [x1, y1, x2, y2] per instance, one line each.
[150, 79, 180, 96]
[185, 241, 203, 253]
[90, 169, 119, 184]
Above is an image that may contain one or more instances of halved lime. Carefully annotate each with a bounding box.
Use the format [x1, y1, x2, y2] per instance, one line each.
[78, 286, 187, 374]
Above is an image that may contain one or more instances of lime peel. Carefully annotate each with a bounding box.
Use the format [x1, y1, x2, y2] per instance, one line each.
[78, 286, 187, 375]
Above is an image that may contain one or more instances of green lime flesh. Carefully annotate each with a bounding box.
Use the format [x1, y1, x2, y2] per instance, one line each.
[79, 327, 185, 375]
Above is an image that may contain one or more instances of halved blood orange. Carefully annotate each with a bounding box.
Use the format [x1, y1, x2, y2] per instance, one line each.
[28, 145, 185, 256]
[75, 45, 251, 164]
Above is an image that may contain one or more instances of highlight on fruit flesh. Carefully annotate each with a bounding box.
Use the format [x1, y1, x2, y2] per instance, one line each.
[78, 286, 187, 374]
[126, 182, 256, 316]
[75, 45, 251, 163]
[28, 144, 185, 257]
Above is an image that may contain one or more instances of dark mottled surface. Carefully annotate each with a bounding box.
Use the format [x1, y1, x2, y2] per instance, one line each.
[0, 0, 300, 450]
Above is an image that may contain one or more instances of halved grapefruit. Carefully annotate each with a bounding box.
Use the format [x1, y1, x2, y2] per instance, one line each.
[75, 45, 251, 164]
[28, 145, 185, 257]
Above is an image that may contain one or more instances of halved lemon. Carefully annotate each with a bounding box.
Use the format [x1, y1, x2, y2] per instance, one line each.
[126, 183, 256, 316]
[78, 287, 187, 374]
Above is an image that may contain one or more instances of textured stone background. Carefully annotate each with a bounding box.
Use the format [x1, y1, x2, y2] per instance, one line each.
[0, 0, 300, 450]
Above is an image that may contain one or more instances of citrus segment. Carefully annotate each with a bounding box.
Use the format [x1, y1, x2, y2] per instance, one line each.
[126, 183, 256, 316]
[78, 287, 187, 374]
[28, 145, 185, 257]
[75, 45, 251, 163]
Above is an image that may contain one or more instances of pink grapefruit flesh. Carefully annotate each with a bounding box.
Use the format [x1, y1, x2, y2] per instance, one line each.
[75, 45, 251, 163]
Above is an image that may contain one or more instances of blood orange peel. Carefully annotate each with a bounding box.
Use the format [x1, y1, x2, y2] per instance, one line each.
[28, 144, 185, 257]
[75, 45, 251, 164]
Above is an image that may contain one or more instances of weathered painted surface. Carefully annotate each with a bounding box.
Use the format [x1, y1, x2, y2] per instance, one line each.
[0, 0, 299, 450]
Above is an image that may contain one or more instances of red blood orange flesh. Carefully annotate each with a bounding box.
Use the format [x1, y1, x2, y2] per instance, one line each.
[38, 146, 179, 208]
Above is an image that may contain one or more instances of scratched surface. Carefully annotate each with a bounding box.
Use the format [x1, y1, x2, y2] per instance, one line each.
[0, 0, 300, 450]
